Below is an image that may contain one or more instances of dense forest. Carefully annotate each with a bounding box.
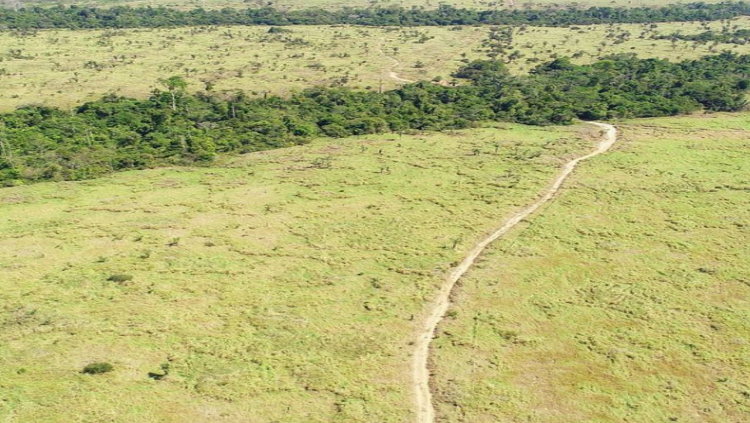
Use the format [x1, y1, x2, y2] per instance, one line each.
[3, 2, 750, 29]
[1, 52, 748, 185]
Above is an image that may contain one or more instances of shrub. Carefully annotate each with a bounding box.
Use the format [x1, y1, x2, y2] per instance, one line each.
[107, 274, 133, 283]
[82, 362, 114, 375]
[321, 123, 350, 138]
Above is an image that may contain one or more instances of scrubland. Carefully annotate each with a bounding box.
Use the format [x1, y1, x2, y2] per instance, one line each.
[4, 18, 750, 111]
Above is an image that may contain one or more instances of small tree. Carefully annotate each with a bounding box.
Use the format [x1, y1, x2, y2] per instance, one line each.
[82, 362, 114, 375]
[0, 137, 13, 163]
[107, 274, 133, 284]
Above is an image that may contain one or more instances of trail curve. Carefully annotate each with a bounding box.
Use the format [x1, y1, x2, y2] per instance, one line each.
[412, 122, 618, 423]
[379, 40, 415, 84]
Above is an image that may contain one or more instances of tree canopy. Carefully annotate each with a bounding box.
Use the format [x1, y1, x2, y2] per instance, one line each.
[1, 52, 748, 185]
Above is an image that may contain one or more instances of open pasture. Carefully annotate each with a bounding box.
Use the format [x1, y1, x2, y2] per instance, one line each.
[432, 113, 750, 422]
[0, 123, 596, 422]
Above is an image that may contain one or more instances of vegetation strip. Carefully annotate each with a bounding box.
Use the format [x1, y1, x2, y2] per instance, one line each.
[655, 28, 750, 44]
[413, 122, 617, 423]
[4, 2, 750, 30]
[1, 53, 748, 186]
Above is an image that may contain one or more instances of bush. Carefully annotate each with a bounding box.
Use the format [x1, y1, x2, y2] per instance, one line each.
[321, 123, 350, 138]
[82, 362, 114, 375]
[107, 274, 133, 283]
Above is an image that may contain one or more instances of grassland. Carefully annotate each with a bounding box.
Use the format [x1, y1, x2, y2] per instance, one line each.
[4, 18, 750, 112]
[0, 123, 598, 422]
[0, 25, 488, 111]
[20, 0, 737, 12]
[431, 114, 750, 422]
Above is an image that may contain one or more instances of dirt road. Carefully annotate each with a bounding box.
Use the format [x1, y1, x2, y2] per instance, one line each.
[380, 40, 415, 83]
[412, 122, 618, 423]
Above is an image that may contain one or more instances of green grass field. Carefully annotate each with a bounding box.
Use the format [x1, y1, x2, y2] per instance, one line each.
[3, 18, 750, 112]
[0, 123, 596, 422]
[431, 114, 750, 422]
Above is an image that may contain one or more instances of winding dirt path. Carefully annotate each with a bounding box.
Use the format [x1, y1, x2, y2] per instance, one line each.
[379, 40, 415, 84]
[412, 122, 618, 423]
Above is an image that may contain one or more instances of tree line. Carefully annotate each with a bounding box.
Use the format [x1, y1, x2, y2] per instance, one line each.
[655, 28, 750, 45]
[1, 52, 748, 185]
[3, 3, 750, 29]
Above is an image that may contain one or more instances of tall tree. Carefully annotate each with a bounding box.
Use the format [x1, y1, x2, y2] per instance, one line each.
[158, 76, 188, 111]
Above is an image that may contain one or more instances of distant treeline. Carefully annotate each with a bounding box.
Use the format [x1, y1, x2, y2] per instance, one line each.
[0, 52, 748, 185]
[3, 3, 750, 29]
[655, 28, 750, 44]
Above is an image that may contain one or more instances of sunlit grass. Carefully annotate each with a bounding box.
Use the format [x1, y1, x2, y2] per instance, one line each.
[0, 123, 595, 422]
[432, 113, 750, 422]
